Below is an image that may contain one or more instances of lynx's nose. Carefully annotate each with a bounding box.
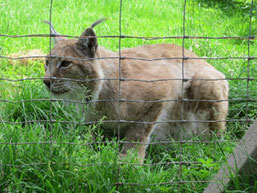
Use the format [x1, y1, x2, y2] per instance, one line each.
[43, 78, 51, 89]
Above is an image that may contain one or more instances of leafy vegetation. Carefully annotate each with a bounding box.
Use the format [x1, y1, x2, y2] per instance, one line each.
[0, 0, 256, 192]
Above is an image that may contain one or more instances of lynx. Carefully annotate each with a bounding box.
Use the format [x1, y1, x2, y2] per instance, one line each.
[43, 19, 229, 162]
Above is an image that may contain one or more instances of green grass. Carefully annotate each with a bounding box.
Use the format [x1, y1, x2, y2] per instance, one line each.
[0, 0, 257, 192]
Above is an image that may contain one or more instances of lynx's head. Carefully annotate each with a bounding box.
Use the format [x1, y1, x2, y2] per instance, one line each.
[43, 19, 106, 100]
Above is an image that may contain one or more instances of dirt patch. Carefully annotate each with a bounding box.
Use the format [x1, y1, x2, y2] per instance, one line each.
[8, 49, 45, 65]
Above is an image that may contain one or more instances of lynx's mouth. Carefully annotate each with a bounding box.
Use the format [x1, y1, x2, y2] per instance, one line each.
[50, 89, 70, 95]
[45, 84, 92, 104]
[45, 86, 70, 95]
[44, 81, 70, 95]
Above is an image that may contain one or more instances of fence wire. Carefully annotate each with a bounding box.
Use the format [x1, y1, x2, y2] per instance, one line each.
[0, 0, 256, 192]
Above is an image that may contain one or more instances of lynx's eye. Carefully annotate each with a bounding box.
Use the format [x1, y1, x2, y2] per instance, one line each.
[58, 61, 73, 69]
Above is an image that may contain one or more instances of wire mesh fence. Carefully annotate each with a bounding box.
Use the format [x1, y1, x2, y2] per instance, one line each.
[0, 0, 256, 192]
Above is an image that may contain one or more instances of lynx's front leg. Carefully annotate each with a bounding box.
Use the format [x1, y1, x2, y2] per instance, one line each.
[121, 124, 154, 163]
[120, 102, 164, 163]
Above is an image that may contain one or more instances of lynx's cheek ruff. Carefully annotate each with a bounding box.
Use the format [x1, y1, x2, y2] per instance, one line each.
[43, 19, 229, 163]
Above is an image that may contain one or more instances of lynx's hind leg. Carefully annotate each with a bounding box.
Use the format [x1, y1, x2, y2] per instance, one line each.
[190, 67, 229, 133]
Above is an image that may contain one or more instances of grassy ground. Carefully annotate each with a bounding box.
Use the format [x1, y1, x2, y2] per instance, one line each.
[0, 0, 257, 192]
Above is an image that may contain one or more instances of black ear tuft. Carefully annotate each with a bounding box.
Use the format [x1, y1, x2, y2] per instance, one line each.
[76, 27, 98, 58]
[43, 20, 66, 44]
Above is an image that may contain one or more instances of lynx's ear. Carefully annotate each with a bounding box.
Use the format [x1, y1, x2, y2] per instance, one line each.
[76, 27, 98, 58]
[43, 20, 67, 44]
[76, 18, 107, 58]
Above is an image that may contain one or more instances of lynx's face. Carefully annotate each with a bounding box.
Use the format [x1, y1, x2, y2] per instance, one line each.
[44, 39, 92, 96]
[43, 20, 104, 99]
